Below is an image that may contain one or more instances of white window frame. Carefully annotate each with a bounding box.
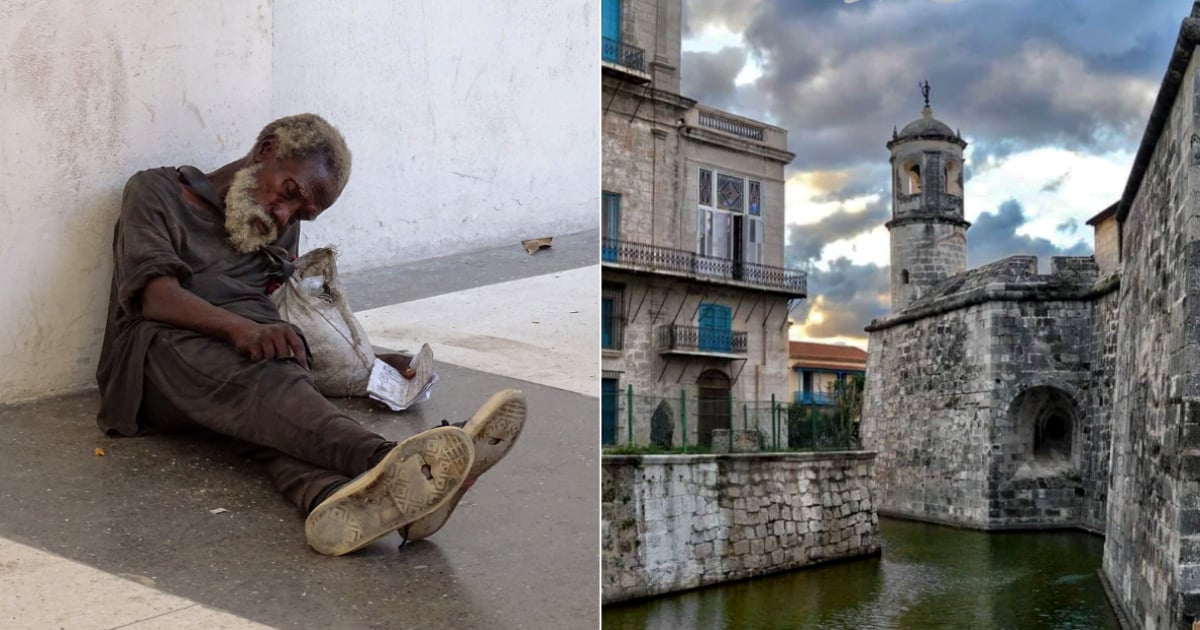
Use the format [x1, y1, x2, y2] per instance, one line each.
[697, 167, 763, 265]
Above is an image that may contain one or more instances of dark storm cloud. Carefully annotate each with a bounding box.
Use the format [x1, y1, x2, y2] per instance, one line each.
[681, 47, 747, 111]
[966, 200, 1091, 269]
[785, 200, 889, 265]
[793, 257, 890, 339]
[784, 198, 1094, 340]
[681, 0, 1185, 169]
[785, 206, 891, 339]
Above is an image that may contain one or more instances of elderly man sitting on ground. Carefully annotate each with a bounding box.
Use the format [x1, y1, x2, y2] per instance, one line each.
[96, 113, 525, 555]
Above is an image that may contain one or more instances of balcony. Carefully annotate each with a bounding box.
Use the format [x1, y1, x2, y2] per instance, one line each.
[698, 110, 763, 141]
[602, 238, 807, 298]
[657, 324, 747, 358]
[602, 37, 651, 84]
[795, 391, 834, 406]
[682, 106, 790, 155]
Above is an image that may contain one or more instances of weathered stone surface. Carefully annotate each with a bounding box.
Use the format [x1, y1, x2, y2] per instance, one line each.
[862, 26, 1200, 630]
[711, 429, 731, 454]
[600, 452, 880, 604]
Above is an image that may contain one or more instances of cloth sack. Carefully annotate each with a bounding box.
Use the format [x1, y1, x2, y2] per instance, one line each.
[271, 247, 374, 396]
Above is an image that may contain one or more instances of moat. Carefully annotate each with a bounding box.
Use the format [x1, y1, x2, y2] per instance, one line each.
[602, 517, 1119, 629]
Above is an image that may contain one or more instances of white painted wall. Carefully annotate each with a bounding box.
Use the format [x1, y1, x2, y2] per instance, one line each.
[0, 1, 274, 404]
[0, 1, 598, 404]
[275, 1, 600, 271]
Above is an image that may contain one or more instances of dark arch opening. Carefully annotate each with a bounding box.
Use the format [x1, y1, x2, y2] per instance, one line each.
[900, 269, 910, 284]
[1008, 385, 1079, 468]
[1035, 412, 1070, 461]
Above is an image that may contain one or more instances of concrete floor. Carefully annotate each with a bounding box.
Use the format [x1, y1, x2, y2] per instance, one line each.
[0, 230, 600, 629]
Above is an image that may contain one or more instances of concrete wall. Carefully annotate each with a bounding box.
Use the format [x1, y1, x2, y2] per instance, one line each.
[0, 1, 275, 404]
[601, 79, 690, 248]
[0, 1, 597, 404]
[620, 0, 681, 93]
[1102, 48, 1200, 630]
[274, 1, 598, 272]
[601, 452, 880, 603]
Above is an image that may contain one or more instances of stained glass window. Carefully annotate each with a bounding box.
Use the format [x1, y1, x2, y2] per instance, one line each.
[699, 169, 712, 207]
[718, 174, 743, 211]
[749, 180, 761, 215]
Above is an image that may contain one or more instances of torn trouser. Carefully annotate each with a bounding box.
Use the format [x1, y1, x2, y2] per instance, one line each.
[136, 329, 385, 512]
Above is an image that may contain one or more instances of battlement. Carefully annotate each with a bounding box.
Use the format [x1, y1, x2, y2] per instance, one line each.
[867, 254, 1112, 332]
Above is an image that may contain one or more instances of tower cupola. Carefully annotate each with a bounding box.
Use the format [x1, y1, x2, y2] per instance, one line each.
[886, 81, 971, 311]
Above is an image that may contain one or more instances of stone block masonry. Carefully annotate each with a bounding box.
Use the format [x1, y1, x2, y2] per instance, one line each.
[601, 452, 880, 604]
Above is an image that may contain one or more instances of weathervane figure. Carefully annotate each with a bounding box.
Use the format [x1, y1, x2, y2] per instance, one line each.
[920, 80, 931, 107]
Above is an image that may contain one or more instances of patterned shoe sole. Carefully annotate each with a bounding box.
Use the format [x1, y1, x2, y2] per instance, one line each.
[305, 426, 474, 556]
[399, 389, 527, 541]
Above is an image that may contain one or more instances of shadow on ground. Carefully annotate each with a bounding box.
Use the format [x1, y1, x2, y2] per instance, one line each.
[0, 362, 598, 629]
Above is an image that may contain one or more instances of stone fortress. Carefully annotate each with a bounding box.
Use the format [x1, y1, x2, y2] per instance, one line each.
[861, 8, 1200, 627]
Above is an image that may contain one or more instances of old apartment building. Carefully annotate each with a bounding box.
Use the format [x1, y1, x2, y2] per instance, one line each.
[600, 0, 804, 447]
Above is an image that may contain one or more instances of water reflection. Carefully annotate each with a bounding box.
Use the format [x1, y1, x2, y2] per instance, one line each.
[603, 518, 1119, 629]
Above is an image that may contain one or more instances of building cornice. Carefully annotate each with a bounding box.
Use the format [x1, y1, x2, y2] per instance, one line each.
[679, 125, 796, 164]
[885, 215, 971, 230]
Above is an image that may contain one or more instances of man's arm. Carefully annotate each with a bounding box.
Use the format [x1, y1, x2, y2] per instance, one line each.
[142, 276, 308, 368]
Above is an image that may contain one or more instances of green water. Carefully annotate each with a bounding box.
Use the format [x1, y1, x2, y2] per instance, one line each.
[603, 518, 1119, 630]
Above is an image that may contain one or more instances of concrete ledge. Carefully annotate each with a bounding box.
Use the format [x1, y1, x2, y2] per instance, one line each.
[878, 508, 1107, 534]
[602, 450, 878, 465]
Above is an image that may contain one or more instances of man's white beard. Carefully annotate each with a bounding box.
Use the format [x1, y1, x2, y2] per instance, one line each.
[224, 164, 278, 253]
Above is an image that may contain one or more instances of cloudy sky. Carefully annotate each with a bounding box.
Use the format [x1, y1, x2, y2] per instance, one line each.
[680, 0, 1190, 348]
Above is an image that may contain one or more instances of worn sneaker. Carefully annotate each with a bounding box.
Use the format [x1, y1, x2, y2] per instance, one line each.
[398, 389, 527, 542]
[305, 426, 474, 556]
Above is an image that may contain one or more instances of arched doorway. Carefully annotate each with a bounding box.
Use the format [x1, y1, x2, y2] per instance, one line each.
[697, 370, 731, 447]
[1007, 385, 1079, 471]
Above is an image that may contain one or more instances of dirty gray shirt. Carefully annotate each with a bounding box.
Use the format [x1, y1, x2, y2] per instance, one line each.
[95, 166, 299, 436]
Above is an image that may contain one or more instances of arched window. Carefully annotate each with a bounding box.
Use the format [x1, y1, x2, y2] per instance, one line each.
[945, 160, 962, 196]
[903, 161, 921, 195]
[900, 269, 910, 284]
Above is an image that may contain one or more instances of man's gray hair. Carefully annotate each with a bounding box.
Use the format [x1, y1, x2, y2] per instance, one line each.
[255, 113, 352, 199]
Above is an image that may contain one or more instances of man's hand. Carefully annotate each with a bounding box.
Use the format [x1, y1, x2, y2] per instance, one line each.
[141, 276, 308, 369]
[230, 321, 309, 368]
[377, 352, 417, 379]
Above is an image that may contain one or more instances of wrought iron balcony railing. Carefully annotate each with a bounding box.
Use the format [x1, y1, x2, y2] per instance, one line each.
[602, 37, 646, 73]
[602, 238, 807, 296]
[657, 324, 747, 356]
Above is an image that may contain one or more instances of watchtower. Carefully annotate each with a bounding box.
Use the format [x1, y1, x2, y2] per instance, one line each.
[886, 82, 970, 311]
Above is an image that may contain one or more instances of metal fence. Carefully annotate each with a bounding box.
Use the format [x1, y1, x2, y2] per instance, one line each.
[601, 385, 861, 453]
[601, 238, 808, 296]
[601, 37, 645, 72]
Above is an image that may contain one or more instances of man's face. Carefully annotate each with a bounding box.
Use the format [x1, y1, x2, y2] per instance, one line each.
[224, 153, 337, 254]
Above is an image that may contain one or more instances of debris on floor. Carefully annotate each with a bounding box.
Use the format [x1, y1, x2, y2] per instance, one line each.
[521, 237, 552, 254]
